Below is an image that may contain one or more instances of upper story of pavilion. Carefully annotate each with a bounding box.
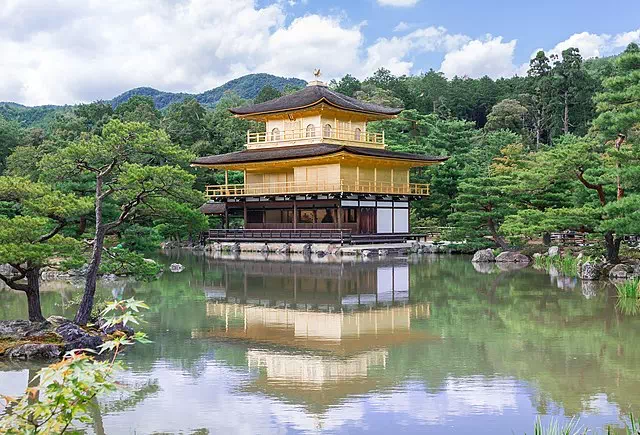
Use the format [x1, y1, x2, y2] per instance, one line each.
[191, 78, 448, 199]
[230, 79, 401, 150]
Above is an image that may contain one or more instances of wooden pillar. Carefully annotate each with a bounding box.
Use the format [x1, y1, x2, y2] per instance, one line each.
[224, 204, 229, 229]
[337, 200, 342, 230]
[293, 198, 297, 230]
[243, 201, 247, 228]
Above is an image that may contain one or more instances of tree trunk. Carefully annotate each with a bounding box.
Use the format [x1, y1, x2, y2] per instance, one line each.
[77, 216, 87, 237]
[75, 176, 105, 325]
[488, 218, 510, 251]
[0, 266, 45, 322]
[604, 231, 622, 264]
[25, 268, 45, 322]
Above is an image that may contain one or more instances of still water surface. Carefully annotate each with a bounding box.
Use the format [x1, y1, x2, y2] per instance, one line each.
[1, 252, 639, 434]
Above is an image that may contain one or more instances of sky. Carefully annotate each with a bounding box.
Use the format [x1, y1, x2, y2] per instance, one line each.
[1, 0, 639, 106]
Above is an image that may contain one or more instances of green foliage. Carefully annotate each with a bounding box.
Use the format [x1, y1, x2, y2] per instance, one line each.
[531, 417, 584, 435]
[120, 224, 163, 253]
[253, 85, 282, 104]
[0, 299, 150, 434]
[329, 74, 362, 96]
[0, 176, 90, 268]
[485, 99, 528, 134]
[616, 278, 640, 299]
[99, 247, 161, 279]
[114, 95, 162, 127]
[593, 43, 640, 141]
[0, 115, 24, 174]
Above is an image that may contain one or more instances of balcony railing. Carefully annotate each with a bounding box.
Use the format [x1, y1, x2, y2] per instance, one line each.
[205, 180, 430, 197]
[247, 126, 384, 146]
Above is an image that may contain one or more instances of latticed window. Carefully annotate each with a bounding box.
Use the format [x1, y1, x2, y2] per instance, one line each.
[323, 124, 332, 138]
[271, 128, 280, 141]
[354, 128, 362, 141]
[306, 124, 315, 138]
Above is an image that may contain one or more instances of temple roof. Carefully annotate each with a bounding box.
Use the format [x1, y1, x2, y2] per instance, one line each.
[192, 144, 448, 166]
[229, 83, 402, 117]
[199, 202, 226, 214]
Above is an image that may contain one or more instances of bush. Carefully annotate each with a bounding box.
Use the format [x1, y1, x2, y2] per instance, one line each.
[120, 224, 163, 253]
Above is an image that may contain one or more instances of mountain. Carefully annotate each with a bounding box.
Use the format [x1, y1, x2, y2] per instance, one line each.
[0, 102, 70, 128]
[0, 73, 306, 127]
[110, 73, 306, 110]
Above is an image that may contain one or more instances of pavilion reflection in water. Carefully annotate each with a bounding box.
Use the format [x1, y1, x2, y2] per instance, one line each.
[191, 257, 433, 411]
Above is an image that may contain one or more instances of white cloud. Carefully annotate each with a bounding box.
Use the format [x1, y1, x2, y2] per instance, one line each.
[364, 26, 470, 77]
[256, 15, 365, 82]
[548, 32, 610, 59]
[440, 36, 518, 78]
[377, 0, 420, 6]
[394, 21, 411, 32]
[541, 28, 640, 60]
[1, 1, 638, 106]
[613, 29, 640, 48]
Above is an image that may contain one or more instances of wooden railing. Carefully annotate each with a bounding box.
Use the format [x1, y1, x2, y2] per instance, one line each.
[247, 126, 384, 146]
[205, 180, 430, 197]
[208, 228, 352, 243]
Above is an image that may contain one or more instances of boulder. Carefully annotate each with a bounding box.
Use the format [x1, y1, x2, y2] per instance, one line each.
[169, 263, 185, 273]
[472, 248, 495, 263]
[302, 243, 313, 256]
[5, 344, 62, 360]
[378, 249, 389, 257]
[579, 261, 600, 280]
[495, 251, 530, 263]
[609, 263, 635, 279]
[53, 318, 103, 352]
[316, 250, 327, 258]
[0, 320, 53, 341]
[67, 264, 89, 276]
[548, 246, 560, 257]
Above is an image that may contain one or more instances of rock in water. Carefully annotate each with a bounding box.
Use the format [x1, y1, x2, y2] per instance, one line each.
[170, 263, 185, 273]
[495, 251, 530, 263]
[609, 263, 634, 279]
[579, 261, 600, 280]
[472, 248, 496, 263]
[548, 246, 560, 257]
[54, 319, 103, 352]
[5, 344, 62, 360]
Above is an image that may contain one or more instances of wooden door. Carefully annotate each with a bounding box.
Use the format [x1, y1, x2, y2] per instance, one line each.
[359, 208, 376, 234]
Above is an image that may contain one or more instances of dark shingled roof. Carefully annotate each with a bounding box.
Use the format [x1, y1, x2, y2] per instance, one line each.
[192, 144, 448, 166]
[199, 202, 226, 214]
[229, 84, 402, 117]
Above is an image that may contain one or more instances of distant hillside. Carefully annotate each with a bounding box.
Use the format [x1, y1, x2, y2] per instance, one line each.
[0, 73, 306, 127]
[0, 102, 69, 128]
[110, 73, 306, 110]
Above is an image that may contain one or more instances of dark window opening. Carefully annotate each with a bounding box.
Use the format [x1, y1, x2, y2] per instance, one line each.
[247, 210, 264, 224]
[343, 208, 357, 223]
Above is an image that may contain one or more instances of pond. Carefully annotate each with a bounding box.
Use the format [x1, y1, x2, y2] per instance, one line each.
[1, 252, 639, 434]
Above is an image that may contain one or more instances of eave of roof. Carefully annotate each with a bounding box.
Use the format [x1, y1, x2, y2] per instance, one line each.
[191, 144, 448, 167]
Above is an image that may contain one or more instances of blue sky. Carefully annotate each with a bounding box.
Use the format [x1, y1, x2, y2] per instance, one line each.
[1, 0, 639, 105]
[283, 0, 640, 71]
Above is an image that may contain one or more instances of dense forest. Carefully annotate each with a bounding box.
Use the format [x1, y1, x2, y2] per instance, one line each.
[0, 43, 639, 321]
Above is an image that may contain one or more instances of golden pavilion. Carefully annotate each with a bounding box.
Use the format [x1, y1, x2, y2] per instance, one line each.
[192, 75, 447, 242]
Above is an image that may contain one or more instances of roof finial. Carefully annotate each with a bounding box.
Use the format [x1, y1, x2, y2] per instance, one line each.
[308, 68, 327, 87]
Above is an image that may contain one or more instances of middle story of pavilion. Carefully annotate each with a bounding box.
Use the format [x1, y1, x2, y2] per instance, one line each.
[192, 78, 448, 239]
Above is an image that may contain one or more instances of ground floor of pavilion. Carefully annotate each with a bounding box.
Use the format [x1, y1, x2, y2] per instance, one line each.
[202, 194, 419, 243]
